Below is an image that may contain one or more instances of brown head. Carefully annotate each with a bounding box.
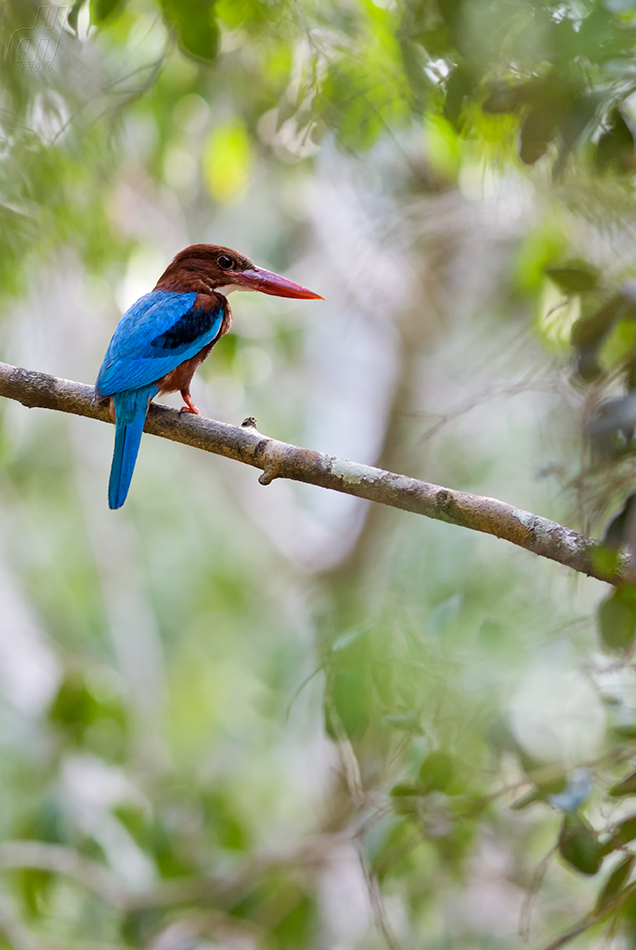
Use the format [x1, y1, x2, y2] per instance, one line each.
[155, 243, 323, 299]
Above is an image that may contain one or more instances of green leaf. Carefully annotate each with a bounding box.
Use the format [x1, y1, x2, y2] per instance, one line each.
[370, 817, 419, 881]
[598, 586, 636, 651]
[389, 784, 420, 816]
[18, 867, 52, 918]
[545, 260, 601, 293]
[599, 318, 636, 371]
[511, 788, 542, 810]
[611, 724, 636, 740]
[596, 108, 636, 174]
[417, 26, 452, 59]
[270, 889, 315, 950]
[203, 121, 252, 202]
[603, 495, 636, 550]
[571, 296, 621, 351]
[610, 770, 636, 797]
[419, 750, 455, 793]
[89, 0, 127, 24]
[482, 81, 522, 115]
[595, 854, 635, 912]
[603, 814, 636, 853]
[559, 93, 602, 156]
[383, 713, 424, 733]
[558, 814, 604, 875]
[447, 794, 489, 819]
[325, 669, 369, 740]
[49, 671, 101, 740]
[444, 63, 476, 129]
[591, 544, 622, 579]
[519, 103, 560, 165]
[390, 783, 420, 796]
[162, 0, 219, 61]
[330, 629, 365, 653]
[68, 0, 88, 33]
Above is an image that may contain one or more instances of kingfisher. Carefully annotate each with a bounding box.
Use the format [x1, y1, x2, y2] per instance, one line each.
[96, 244, 322, 509]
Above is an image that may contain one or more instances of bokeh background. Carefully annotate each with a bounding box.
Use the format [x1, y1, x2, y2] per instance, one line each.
[3, 1, 636, 947]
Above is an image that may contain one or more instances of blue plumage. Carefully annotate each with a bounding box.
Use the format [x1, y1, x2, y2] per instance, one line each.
[97, 289, 225, 509]
[96, 242, 321, 510]
[108, 385, 159, 510]
[97, 291, 210, 396]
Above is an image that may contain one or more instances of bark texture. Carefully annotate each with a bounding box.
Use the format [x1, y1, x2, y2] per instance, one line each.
[0, 361, 623, 585]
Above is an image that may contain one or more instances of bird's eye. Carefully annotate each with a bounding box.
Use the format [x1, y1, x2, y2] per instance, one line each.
[217, 255, 233, 270]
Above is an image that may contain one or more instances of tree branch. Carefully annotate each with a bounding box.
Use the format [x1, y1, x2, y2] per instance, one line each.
[0, 361, 623, 585]
[0, 841, 125, 905]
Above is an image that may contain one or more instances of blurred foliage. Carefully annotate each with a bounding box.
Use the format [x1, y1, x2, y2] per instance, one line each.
[5, 1, 636, 949]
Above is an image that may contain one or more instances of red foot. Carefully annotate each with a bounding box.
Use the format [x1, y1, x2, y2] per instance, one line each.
[180, 391, 200, 415]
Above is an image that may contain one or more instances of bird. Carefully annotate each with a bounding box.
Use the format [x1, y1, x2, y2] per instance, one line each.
[95, 243, 322, 509]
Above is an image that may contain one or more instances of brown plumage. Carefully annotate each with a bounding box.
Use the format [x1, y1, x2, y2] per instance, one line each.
[97, 243, 321, 507]
[151, 243, 321, 413]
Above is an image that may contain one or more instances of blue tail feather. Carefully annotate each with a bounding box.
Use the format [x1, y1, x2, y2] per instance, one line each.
[108, 385, 158, 509]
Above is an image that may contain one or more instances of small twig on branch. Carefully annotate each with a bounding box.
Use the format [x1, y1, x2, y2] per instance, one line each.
[0, 841, 125, 905]
[0, 361, 625, 585]
[0, 835, 336, 912]
[541, 913, 598, 950]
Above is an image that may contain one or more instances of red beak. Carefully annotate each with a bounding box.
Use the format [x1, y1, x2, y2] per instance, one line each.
[235, 267, 323, 300]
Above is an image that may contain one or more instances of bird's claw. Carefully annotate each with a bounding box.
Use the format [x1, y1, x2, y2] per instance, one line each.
[180, 392, 200, 415]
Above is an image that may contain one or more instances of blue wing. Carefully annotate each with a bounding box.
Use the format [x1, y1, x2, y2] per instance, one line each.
[96, 290, 224, 396]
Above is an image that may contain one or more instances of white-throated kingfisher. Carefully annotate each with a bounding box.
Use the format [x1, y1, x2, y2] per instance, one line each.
[96, 244, 322, 509]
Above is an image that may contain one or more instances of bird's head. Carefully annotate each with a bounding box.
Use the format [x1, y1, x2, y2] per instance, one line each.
[156, 244, 323, 300]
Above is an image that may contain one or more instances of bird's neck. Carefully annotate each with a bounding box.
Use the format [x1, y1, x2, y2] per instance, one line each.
[155, 258, 229, 294]
[155, 272, 206, 294]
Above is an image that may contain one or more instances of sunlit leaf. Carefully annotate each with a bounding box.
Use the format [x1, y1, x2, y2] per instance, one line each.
[536, 282, 580, 350]
[591, 544, 622, 578]
[203, 120, 252, 202]
[424, 114, 461, 179]
[600, 319, 636, 372]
